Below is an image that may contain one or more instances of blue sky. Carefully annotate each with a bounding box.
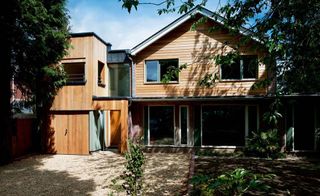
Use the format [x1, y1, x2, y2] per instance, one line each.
[66, 0, 226, 49]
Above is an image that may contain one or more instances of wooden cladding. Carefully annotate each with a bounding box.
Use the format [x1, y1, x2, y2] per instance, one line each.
[52, 35, 108, 111]
[110, 110, 121, 147]
[133, 18, 269, 97]
[51, 113, 89, 155]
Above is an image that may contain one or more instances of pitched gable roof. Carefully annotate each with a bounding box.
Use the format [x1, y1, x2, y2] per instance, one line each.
[130, 5, 255, 56]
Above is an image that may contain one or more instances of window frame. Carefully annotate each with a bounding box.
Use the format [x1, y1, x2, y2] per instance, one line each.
[220, 55, 258, 81]
[144, 59, 179, 84]
[108, 63, 130, 97]
[97, 61, 106, 87]
[62, 61, 86, 85]
[146, 105, 176, 146]
[179, 105, 190, 146]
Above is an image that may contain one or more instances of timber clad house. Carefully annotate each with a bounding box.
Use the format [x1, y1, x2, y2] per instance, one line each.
[48, 6, 320, 155]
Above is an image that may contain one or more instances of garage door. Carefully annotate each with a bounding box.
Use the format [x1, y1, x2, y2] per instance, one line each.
[51, 113, 89, 154]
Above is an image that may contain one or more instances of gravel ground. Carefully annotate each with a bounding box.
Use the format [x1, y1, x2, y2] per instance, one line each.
[0, 151, 190, 196]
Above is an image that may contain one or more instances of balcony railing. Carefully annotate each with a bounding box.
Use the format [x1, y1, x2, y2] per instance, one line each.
[66, 73, 86, 85]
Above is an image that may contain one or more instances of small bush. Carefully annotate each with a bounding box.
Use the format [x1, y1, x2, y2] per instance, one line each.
[191, 168, 275, 196]
[122, 139, 145, 196]
[245, 129, 283, 159]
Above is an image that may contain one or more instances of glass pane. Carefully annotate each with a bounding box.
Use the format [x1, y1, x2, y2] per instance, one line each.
[63, 63, 85, 82]
[149, 106, 174, 145]
[180, 107, 188, 145]
[109, 64, 130, 96]
[248, 106, 257, 137]
[146, 61, 159, 82]
[202, 105, 245, 146]
[242, 55, 258, 79]
[159, 59, 178, 81]
[221, 60, 241, 79]
[294, 103, 315, 150]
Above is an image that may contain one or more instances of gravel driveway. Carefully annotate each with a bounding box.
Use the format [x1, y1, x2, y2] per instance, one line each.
[0, 151, 190, 196]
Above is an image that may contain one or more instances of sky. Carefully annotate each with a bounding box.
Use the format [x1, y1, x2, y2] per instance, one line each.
[66, 0, 226, 50]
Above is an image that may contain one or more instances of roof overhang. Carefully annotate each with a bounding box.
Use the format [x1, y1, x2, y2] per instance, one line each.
[130, 6, 259, 56]
[131, 95, 273, 102]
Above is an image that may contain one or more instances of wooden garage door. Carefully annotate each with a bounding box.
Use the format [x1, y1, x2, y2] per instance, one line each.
[52, 113, 89, 154]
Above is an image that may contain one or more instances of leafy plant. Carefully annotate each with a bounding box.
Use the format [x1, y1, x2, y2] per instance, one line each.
[122, 139, 145, 196]
[161, 63, 188, 83]
[245, 129, 283, 159]
[245, 98, 284, 159]
[191, 168, 275, 196]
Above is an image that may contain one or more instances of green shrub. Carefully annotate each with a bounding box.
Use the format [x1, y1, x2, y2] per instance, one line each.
[245, 98, 284, 159]
[122, 139, 145, 196]
[191, 168, 275, 196]
[245, 129, 283, 159]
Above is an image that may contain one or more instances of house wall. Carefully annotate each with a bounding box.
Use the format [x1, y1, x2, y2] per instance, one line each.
[52, 35, 108, 111]
[92, 37, 108, 97]
[50, 35, 128, 154]
[133, 18, 269, 97]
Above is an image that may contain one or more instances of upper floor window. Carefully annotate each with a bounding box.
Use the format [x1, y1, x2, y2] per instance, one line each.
[221, 55, 258, 80]
[98, 61, 106, 87]
[145, 59, 179, 83]
[63, 62, 86, 85]
[109, 64, 130, 97]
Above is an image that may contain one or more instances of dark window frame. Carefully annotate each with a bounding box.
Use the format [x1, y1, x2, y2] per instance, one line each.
[98, 61, 106, 87]
[63, 62, 86, 85]
[147, 105, 175, 146]
[220, 55, 258, 80]
[145, 59, 179, 84]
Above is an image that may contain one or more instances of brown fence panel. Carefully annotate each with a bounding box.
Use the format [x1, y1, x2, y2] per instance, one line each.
[12, 118, 34, 158]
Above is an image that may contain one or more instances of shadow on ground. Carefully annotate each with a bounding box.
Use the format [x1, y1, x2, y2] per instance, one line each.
[194, 156, 320, 195]
[0, 155, 96, 196]
[143, 153, 190, 196]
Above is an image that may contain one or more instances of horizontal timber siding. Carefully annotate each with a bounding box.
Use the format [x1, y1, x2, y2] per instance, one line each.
[133, 18, 268, 97]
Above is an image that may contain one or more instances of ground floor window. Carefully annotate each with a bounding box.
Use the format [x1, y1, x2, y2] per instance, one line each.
[202, 105, 245, 146]
[180, 106, 189, 145]
[149, 106, 174, 145]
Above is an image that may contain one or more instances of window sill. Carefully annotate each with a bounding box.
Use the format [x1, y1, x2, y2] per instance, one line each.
[219, 78, 257, 82]
[98, 83, 106, 87]
[66, 80, 87, 85]
[144, 81, 179, 85]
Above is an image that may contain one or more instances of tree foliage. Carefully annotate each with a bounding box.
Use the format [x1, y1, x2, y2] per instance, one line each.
[121, 0, 320, 94]
[0, 0, 69, 164]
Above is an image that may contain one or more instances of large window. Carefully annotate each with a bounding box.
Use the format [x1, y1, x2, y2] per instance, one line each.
[63, 62, 86, 84]
[109, 64, 130, 96]
[149, 106, 174, 145]
[145, 59, 178, 83]
[221, 55, 258, 80]
[202, 105, 245, 146]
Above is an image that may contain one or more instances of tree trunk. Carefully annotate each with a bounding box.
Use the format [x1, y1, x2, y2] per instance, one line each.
[0, 0, 18, 165]
[0, 31, 13, 166]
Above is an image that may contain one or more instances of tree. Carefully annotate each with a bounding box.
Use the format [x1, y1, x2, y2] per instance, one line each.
[120, 0, 320, 94]
[0, 0, 69, 165]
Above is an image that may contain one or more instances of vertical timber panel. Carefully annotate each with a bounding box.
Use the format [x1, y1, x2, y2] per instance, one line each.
[52, 113, 89, 155]
[120, 101, 128, 153]
[110, 110, 121, 147]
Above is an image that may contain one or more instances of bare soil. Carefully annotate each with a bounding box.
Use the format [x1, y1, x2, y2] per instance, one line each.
[193, 156, 320, 195]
